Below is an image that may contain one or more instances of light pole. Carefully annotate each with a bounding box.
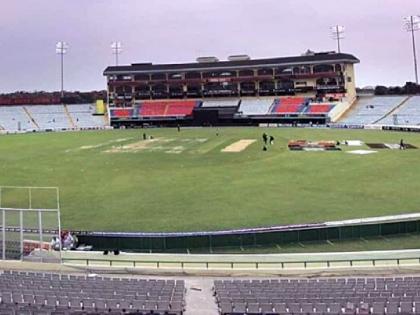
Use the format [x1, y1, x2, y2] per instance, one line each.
[111, 41, 123, 66]
[404, 15, 420, 84]
[330, 25, 345, 53]
[55, 41, 69, 98]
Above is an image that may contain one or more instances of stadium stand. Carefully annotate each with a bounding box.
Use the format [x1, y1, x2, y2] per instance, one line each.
[237, 98, 276, 116]
[139, 102, 167, 116]
[202, 99, 240, 108]
[214, 277, 420, 315]
[0, 106, 36, 131]
[0, 270, 185, 315]
[0, 104, 106, 132]
[26, 105, 72, 130]
[111, 108, 133, 118]
[377, 96, 420, 125]
[339, 96, 407, 125]
[105, 52, 359, 126]
[165, 100, 198, 116]
[66, 104, 107, 129]
[139, 100, 198, 117]
[305, 103, 335, 114]
[273, 97, 307, 114]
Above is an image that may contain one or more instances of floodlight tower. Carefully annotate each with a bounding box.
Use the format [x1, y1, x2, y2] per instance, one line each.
[330, 25, 345, 53]
[55, 41, 69, 98]
[404, 15, 420, 84]
[111, 41, 123, 66]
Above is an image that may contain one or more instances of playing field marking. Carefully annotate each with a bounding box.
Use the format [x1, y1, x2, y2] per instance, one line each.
[65, 137, 133, 152]
[191, 137, 228, 154]
[346, 150, 377, 155]
[221, 139, 256, 152]
[104, 137, 208, 154]
[165, 146, 184, 154]
[104, 138, 159, 153]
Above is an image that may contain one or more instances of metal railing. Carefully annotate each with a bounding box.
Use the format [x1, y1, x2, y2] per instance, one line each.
[62, 256, 420, 270]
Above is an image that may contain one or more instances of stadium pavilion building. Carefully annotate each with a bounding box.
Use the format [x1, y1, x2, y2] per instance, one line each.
[103, 51, 359, 127]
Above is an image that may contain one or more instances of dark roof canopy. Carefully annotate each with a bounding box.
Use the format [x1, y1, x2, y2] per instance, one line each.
[103, 52, 359, 75]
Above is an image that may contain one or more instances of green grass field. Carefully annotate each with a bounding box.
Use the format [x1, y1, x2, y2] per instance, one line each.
[1, 127, 420, 233]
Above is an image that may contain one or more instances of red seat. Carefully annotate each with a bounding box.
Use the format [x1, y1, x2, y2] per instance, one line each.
[166, 101, 196, 116]
[140, 102, 167, 116]
[140, 101, 196, 117]
[275, 97, 305, 113]
[308, 104, 332, 113]
[112, 109, 132, 118]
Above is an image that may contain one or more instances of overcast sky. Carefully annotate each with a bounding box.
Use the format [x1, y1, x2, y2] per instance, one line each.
[0, 0, 419, 93]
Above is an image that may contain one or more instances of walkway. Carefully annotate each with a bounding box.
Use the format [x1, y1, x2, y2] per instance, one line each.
[184, 278, 218, 315]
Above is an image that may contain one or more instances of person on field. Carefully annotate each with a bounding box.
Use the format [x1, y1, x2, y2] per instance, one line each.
[143, 133, 146, 140]
[63, 232, 75, 250]
[269, 135, 274, 145]
[50, 236, 61, 251]
[177, 124, 180, 132]
[262, 133, 268, 145]
[400, 139, 405, 150]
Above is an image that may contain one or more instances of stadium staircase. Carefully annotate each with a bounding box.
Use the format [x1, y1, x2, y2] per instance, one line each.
[269, 99, 280, 113]
[374, 96, 411, 124]
[163, 104, 170, 116]
[331, 96, 357, 122]
[22, 106, 40, 129]
[103, 110, 110, 125]
[63, 104, 77, 128]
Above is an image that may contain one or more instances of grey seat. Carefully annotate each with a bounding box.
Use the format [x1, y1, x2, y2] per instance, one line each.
[371, 302, 385, 315]
[401, 301, 414, 314]
[232, 302, 247, 314]
[220, 302, 232, 315]
[119, 300, 131, 312]
[387, 302, 399, 314]
[247, 303, 260, 314]
[288, 303, 300, 314]
[301, 303, 313, 314]
[328, 303, 341, 314]
[273, 303, 287, 314]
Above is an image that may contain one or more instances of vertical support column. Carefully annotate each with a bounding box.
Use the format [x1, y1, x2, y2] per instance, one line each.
[131, 83, 135, 107]
[57, 188, 62, 262]
[38, 210, 43, 250]
[2, 209, 5, 260]
[0, 187, 2, 260]
[20, 210, 23, 261]
[29, 187, 32, 209]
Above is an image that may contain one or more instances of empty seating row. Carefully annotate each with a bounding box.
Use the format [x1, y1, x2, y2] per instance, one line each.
[110, 97, 335, 119]
[238, 98, 276, 115]
[0, 271, 185, 315]
[138, 100, 198, 117]
[305, 104, 334, 114]
[214, 277, 420, 315]
[26, 105, 72, 130]
[111, 108, 133, 118]
[339, 96, 407, 125]
[0, 104, 106, 131]
[0, 106, 36, 131]
[378, 96, 420, 125]
[66, 104, 107, 128]
[202, 99, 240, 107]
[218, 300, 419, 315]
[272, 97, 307, 114]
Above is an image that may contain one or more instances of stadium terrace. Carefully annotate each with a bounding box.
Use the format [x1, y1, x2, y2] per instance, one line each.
[103, 51, 359, 127]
